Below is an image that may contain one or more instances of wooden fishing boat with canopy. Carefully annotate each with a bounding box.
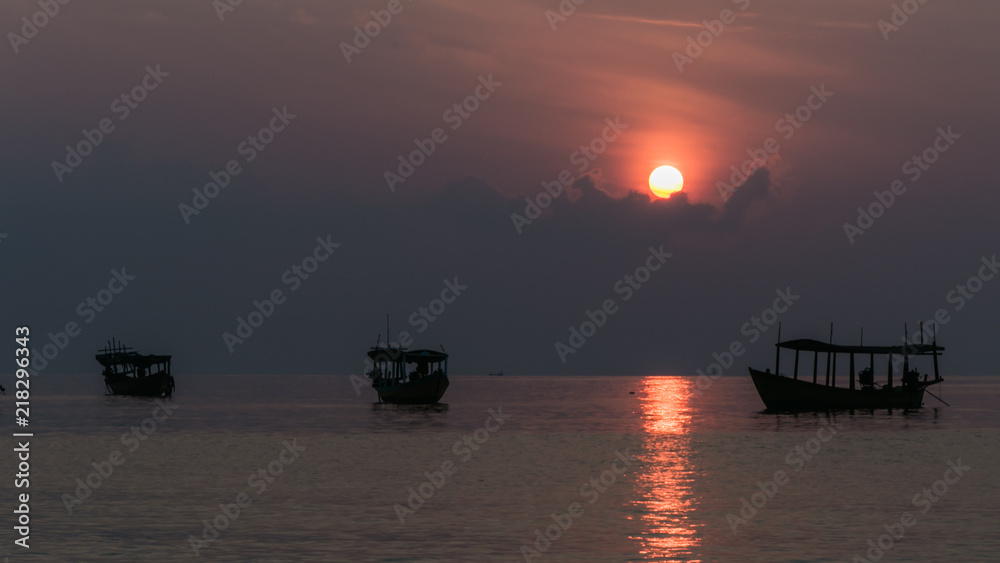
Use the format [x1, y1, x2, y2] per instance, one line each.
[367, 344, 449, 404]
[749, 324, 945, 410]
[95, 338, 175, 397]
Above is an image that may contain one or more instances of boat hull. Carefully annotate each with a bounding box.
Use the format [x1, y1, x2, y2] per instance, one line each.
[375, 372, 449, 404]
[105, 373, 175, 397]
[749, 368, 930, 410]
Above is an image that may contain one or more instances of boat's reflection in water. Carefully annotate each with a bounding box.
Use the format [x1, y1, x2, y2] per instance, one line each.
[370, 402, 450, 432]
[630, 376, 700, 561]
[371, 403, 449, 413]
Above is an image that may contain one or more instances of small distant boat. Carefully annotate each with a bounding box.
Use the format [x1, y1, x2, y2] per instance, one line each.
[488, 371, 504, 376]
[96, 338, 175, 397]
[750, 325, 944, 411]
[367, 344, 449, 404]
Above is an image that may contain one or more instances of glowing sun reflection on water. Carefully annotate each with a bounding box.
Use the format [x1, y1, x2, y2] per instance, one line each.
[630, 376, 701, 561]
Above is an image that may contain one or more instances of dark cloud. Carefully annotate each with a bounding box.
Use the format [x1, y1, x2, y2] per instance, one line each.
[716, 168, 771, 228]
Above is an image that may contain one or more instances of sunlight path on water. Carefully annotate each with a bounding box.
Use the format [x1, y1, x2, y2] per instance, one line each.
[631, 377, 701, 561]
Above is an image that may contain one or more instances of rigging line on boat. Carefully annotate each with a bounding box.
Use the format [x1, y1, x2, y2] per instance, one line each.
[924, 389, 950, 406]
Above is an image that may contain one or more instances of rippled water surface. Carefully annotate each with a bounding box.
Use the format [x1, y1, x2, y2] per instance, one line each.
[3, 375, 998, 561]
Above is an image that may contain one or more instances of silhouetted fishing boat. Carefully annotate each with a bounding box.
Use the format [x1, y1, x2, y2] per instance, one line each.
[488, 371, 504, 376]
[367, 345, 449, 404]
[749, 325, 945, 410]
[96, 339, 175, 397]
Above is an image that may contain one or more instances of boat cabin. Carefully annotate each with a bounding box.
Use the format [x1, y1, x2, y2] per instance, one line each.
[772, 336, 943, 390]
[367, 347, 448, 387]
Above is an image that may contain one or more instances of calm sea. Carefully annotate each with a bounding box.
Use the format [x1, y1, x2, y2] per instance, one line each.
[3, 375, 998, 562]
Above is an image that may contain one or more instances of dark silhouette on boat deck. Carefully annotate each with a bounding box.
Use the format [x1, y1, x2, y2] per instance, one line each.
[96, 338, 175, 398]
[749, 323, 945, 411]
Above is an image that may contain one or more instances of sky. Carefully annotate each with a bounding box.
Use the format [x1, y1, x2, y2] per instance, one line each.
[2, 0, 998, 376]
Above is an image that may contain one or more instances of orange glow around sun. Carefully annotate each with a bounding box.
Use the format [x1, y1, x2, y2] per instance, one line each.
[649, 166, 684, 198]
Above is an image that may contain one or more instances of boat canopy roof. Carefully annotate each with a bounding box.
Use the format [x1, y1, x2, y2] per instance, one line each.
[367, 347, 448, 362]
[402, 349, 447, 362]
[777, 338, 943, 355]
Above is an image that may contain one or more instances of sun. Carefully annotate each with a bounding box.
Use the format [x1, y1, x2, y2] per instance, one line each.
[649, 166, 684, 198]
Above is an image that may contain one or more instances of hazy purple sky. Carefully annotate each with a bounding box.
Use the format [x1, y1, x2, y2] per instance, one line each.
[2, 0, 998, 376]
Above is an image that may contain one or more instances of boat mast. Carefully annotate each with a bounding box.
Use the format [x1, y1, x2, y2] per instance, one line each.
[774, 322, 781, 374]
[902, 323, 910, 383]
[917, 321, 924, 383]
[812, 348, 819, 384]
[385, 313, 393, 381]
[850, 327, 860, 391]
[849, 351, 855, 391]
[886, 351, 893, 389]
[825, 322, 832, 387]
[830, 323, 836, 387]
[931, 323, 939, 382]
